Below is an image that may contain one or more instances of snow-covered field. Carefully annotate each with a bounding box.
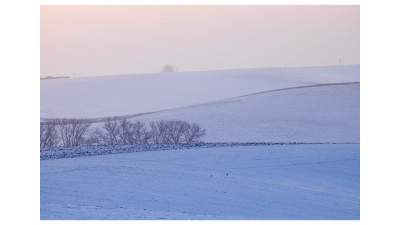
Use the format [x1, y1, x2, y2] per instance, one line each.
[40, 65, 359, 119]
[41, 65, 360, 143]
[40, 65, 360, 220]
[41, 144, 359, 220]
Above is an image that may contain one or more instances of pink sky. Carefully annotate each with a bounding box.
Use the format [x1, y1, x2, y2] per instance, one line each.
[41, 5, 359, 77]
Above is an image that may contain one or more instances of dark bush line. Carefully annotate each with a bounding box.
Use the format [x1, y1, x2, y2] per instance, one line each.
[40, 142, 359, 160]
[40, 118, 206, 147]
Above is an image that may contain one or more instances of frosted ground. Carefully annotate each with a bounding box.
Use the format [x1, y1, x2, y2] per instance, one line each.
[40, 65, 360, 219]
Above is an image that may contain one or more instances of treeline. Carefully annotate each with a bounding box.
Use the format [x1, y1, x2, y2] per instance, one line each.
[40, 119, 206, 147]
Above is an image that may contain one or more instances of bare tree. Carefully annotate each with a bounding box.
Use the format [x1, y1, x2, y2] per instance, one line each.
[40, 122, 59, 147]
[85, 128, 105, 145]
[184, 123, 206, 143]
[142, 127, 152, 144]
[131, 121, 147, 144]
[168, 120, 191, 144]
[158, 120, 172, 144]
[148, 120, 168, 144]
[149, 121, 161, 144]
[161, 64, 175, 73]
[43, 118, 206, 147]
[147, 120, 204, 144]
[118, 120, 148, 144]
[102, 118, 121, 145]
[119, 119, 134, 144]
[56, 119, 91, 146]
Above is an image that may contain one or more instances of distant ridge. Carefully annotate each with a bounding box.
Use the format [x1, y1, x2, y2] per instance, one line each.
[41, 64, 360, 119]
[40, 76, 69, 80]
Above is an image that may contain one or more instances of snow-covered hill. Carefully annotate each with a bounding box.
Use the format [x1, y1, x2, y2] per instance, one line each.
[40, 65, 359, 119]
[132, 83, 360, 143]
[40, 65, 360, 219]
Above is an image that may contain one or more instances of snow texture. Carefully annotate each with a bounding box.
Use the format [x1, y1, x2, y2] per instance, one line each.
[41, 144, 360, 220]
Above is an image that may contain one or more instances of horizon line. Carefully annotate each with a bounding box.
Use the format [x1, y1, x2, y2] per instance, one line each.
[40, 63, 360, 79]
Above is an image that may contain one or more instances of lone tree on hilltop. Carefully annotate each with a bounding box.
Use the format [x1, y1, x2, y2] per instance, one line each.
[161, 64, 175, 73]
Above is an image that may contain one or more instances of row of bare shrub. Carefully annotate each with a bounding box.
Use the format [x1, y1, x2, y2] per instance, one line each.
[40, 119, 206, 147]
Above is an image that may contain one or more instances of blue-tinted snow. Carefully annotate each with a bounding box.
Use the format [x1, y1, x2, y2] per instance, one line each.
[41, 144, 359, 220]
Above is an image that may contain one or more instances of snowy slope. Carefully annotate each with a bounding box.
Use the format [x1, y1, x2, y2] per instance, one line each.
[127, 83, 360, 143]
[40, 65, 359, 119]
[41, 144, 360, 220]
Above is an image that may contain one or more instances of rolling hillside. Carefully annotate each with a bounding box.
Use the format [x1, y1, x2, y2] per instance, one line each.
[131, 83, 360, 143]
[41, 65, 360, 219]
[40, 65, 360, 119]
